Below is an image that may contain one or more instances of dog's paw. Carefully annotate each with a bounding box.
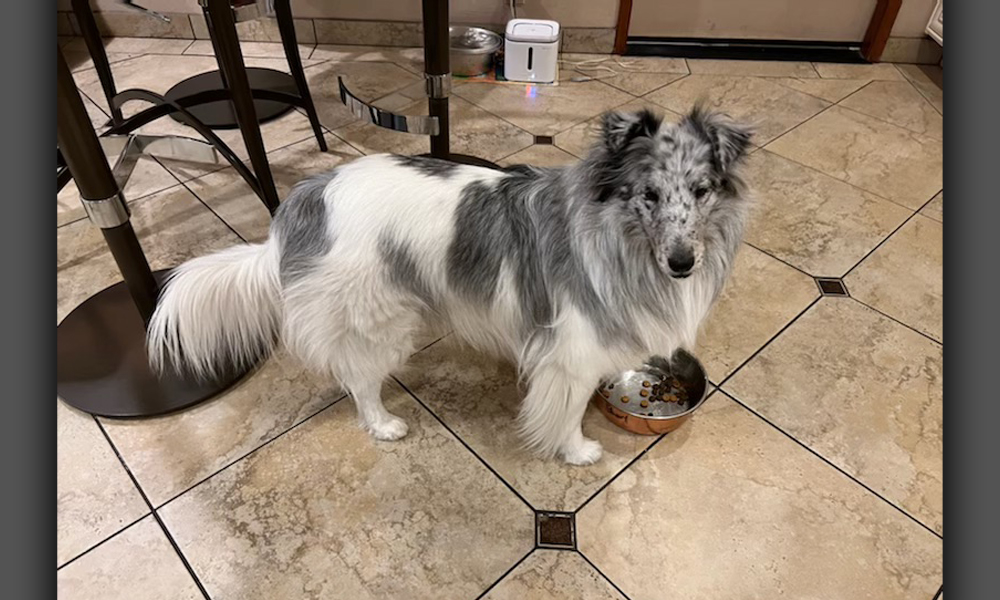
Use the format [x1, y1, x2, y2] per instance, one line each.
[561, 438, 603, 466]
[368, 415, 409, 441]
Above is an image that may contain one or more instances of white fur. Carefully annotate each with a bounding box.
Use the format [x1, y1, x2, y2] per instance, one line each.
[148, 152, 737, 465]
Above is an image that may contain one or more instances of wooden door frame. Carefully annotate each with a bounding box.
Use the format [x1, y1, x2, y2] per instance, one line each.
[614, 0, 902, 62]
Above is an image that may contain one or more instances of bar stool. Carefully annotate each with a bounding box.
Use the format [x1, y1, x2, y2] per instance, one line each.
[63, 0, 327, 214]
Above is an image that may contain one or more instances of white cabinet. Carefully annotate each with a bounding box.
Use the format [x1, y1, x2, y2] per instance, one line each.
[926, 1, 943, 46]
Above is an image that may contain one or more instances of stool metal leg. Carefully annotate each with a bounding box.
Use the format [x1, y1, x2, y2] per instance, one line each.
[274, 0, 327, 152]
[57, 47, 250, 418]
[203, 0, 281, 213]
[70, 0, 122, 125]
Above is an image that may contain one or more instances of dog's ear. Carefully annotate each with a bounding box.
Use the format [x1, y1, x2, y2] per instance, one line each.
[600, 109, 662, 153]
[682, 105, 753, 173]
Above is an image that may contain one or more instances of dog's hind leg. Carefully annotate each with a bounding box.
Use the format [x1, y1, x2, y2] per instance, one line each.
[331, 333, 417, 441]
[518, 365, 604, 466]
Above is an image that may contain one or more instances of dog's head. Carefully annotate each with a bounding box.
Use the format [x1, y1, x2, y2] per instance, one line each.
[588, 106, 752, 278]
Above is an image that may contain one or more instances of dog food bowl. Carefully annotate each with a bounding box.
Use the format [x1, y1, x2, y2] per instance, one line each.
[450, 26, 502, 77]
[595, 350, 709, 435]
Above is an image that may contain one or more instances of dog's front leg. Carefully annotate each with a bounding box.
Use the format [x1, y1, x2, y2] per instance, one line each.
[519, 366, 603, 466]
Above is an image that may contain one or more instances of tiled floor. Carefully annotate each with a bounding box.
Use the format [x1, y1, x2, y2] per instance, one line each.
[57, 38, 943, 599]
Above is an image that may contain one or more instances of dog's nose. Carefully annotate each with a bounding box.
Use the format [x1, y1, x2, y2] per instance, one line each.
[667, 251, 695, 277]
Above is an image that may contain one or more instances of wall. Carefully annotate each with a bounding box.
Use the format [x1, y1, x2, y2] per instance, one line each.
[891, 0, 937, 37]
[629, 0, 876, 42]
[59, 0, 619, 28]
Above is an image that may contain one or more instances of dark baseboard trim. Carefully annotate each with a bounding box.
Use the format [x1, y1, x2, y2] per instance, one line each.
[625, 37, 867, 63]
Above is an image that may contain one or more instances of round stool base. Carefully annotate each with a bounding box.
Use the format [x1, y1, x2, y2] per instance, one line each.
[165, 68, 297, 130]
[57, 270, 251, 418]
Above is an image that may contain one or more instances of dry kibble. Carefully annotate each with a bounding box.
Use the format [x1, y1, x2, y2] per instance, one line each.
[639, 389, 649, 397]
[640, 400, 649, 408]
[642, 381, 651, 388]
[621, 396, 630, 403]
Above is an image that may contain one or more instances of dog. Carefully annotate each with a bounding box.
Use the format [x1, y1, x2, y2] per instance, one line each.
[146, 106, 753, 465]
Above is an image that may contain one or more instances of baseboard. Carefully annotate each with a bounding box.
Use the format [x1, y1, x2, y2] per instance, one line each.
[56, 11, 615, 54]
[625, 37, 866, 63]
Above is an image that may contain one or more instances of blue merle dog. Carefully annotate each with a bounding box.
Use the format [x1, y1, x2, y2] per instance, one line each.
[147, 106, 753, 465]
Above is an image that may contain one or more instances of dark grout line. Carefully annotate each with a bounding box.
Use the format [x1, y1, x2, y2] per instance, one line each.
[578, 549, 634, 600]
[93, 419, 213, 600]
[55, 513, 149, 572]
[153, 393, 349, 510]
[932, 584, 943, 600]
[163, 156, 252, 245]
[393, 376, 537, 512]
[753, 144, 919, 213]
[849, 296, 942, 346]
[840, 192, 941, 280]
[573, 432, 667, 514]
[472, 547, 535, 600]
[716, 389, 944, 540]
[714, 296, 822, 390]
[741, 241, 816, 280]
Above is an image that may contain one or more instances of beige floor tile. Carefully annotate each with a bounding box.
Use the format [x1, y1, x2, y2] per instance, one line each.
[484, 551, 625, 600]
[688, 59, 818, 78]
[175, 134, 361, 242]
[57, 185, 242, 321]
[183, 39, 313, 60]
[453, 79, 633, 136]
[695, 244, 818, 380]
[921, 191, 943, 222]
[813, 62, 905, 81]
[766, 106, 942, 209]
[561, 54, 688, 74]
[600, 72, 687, 97]
[65, 36, 193, 56]
[101, 351, 345, 507]
[645, 75, 829, 144]
[498, 145, 579, 168]
[63, 49, 140, 74]
[840, 81, 943, 140]
[310, 44, 425, 74]
[725, 298, 943, 533]
[305, 59, 422, 131]
[577, 393, 942, 600]
[554, 98, 682, 158]
[190, 14, 316, 44]
[896, 64, 943, 114]
[57, 517, 201, 600]
[396, 339, 658, 511]
[334, 96, 534, 162]
[743, 150, 912, 276]
[58, 156, 181, 228]
[160, 382, 534, 599]
[770, 77, 868, 103]
[57, 403, 148, 566]
[845, 215, 943, 341]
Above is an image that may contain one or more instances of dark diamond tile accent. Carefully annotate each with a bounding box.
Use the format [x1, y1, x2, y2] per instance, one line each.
[536, 511, 575, 550]
[816, 277, 849, 297]
[534, 135, 554, 145]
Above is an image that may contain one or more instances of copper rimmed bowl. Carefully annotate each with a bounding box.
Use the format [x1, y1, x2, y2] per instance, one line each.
[595, 350, 709, 435]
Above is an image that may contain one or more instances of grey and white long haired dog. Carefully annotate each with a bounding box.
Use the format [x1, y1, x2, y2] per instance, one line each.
[147, 106, 753, 465]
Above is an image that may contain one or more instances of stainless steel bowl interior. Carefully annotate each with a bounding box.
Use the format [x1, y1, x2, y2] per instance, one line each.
[449, 26, 502, 54]
[598, 349, 709, 420]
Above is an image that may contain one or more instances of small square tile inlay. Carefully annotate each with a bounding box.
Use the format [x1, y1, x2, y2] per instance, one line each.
[536, 512, 576, 550]
[534, 135, 554, 145]
[816, 277, 849, 297]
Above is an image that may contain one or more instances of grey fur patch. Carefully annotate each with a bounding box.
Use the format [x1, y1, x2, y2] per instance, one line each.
[378, 232, 436, 309]
[393, 155, 460, 178]
[273, 171, 336, 286]
[446, 106, 753, 354]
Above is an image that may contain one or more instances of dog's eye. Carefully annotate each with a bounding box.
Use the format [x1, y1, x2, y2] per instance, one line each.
[693, 185, 711, 200]
[643, 189, 660, 206]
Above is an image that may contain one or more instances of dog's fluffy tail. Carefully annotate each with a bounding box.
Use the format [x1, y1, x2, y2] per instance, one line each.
[147, 242, 281, 378]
